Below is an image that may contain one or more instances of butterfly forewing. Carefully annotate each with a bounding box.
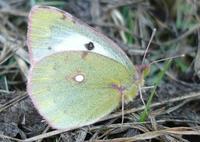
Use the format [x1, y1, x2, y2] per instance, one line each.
[28, 6, 133, 70]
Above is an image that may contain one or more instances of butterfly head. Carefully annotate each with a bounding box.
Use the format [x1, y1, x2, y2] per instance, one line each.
[136, 64, 150, 79]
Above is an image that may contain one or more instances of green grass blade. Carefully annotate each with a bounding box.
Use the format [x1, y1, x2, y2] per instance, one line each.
[139, 59, 172, 122]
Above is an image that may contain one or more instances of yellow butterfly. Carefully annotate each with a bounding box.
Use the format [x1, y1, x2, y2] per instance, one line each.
[27, 6, 144, 130]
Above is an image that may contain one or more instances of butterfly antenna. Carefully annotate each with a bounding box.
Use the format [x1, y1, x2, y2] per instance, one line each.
[142, 28, 157, 65]
[150, 54, 185, 65]
[121, 94, 125, 125]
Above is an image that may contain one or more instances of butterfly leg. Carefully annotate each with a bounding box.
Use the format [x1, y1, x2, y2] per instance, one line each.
[121, 93, 125, 125]
[139, 84, 147, 113]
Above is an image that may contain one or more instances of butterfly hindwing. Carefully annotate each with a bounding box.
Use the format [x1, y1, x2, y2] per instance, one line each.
[28, 51, 135, 129]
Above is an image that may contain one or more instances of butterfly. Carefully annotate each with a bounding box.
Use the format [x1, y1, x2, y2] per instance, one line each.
[27, 5, 145, 130]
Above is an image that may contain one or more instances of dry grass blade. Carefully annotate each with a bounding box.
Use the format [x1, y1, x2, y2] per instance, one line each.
[13, 91, 199, 142]
[0, 93, 28, 112]
[163, 24, 200, 45]
[101, 91, 200, 122]
[104, 0, 145, 12]
[23, 129, 69, 142]
[0, 9, 28, 17]
[0, 134, 24, 142]
[36, 126, 50, 142]
[194, 29, 200, 78]
[19, 126, 200, 142]
[92, 127, 200, 142]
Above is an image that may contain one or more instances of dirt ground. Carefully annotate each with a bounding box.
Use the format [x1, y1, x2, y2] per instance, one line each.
[0, 0, 200, 142]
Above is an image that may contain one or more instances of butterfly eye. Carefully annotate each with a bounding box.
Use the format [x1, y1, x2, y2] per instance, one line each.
[85, 42, 95, 50]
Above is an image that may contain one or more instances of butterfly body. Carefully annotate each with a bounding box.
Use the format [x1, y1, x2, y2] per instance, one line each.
[27, 6, 144, 130]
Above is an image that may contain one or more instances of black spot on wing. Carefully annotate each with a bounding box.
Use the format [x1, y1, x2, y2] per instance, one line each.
[85, 42, 95, 50]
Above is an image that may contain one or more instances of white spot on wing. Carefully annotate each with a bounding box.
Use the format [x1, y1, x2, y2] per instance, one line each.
[74, 74, 84, 82]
